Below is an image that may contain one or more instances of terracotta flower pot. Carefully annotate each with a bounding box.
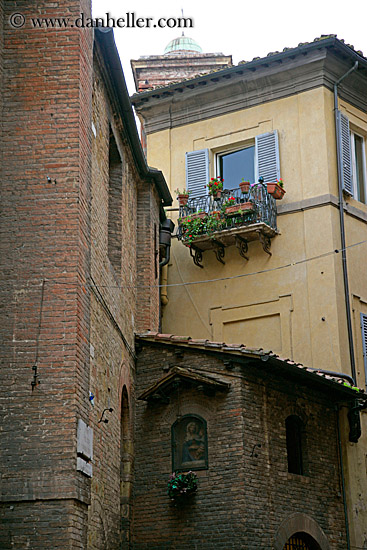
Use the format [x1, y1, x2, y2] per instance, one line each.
[266, 183, 285, 200]
[239, 181, 250, 194]
[225, 202, 254, 215]
[190, 212, 207, 220]
[177, 194, 189, 207]
[211, 190, 222, 199]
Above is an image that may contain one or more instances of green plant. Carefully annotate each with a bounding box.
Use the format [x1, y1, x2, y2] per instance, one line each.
[167, 471, 198, 500]
[276, 178, 284, 188]
[180, 216, 206, 244]
[204, 213, 224, 234]
[207, 178, 223, 195]
[221, 196, 237, 212]
[174, 188, 191, 196]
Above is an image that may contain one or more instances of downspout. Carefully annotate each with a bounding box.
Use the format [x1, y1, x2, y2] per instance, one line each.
[334, 61, 358, 384]
[336, 405, 351, 550]
[158, 219, 175, 331]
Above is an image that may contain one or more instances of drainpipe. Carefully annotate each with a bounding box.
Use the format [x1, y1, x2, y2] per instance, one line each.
[158, 219, 175, 331]
[334, 61, 358, 385]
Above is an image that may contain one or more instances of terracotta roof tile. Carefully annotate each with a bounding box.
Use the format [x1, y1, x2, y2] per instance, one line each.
[136, 331, 367, 397]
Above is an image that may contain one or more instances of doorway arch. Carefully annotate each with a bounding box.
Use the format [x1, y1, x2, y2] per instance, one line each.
[274, 513, 330, 550]
[283, 532, 321, 549]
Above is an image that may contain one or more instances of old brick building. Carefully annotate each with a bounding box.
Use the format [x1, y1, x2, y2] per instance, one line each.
[0, 3, 171, 548]
[1, 2, 367, 549]
[131, 35, 232, 92]
[133, 333, 362, 550]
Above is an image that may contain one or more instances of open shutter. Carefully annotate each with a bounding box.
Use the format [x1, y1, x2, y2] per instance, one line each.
[361, 313, 367, 390]
[185, 149, 209, 199]
[255, 130, 280, 183]
[337, 111, 353, 195]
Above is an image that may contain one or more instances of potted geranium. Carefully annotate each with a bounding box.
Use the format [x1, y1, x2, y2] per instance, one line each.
[167, 471, 198, 502]
[207, 178, 223, 199]
[175, 188, 191, 207]
[266, 179, 286, 200]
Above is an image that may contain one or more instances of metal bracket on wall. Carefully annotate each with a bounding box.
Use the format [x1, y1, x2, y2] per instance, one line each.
[189, 245, 204, 268]
[212, 239, 225, 265]
[258, 232, 272, 256]
[235, 236, 249, 261]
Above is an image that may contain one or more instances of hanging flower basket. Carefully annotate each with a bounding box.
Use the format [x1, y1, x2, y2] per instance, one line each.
[239, 181, 250, 194]
[168, 471, 198, 502]
[225, 201, 254, 216]
[266, 182, 285, 200]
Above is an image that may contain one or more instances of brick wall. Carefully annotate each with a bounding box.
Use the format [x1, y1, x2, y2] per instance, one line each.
[0, 1, 93, 547]
[0, 4, 166, 548]
[86, 54, 162, 548]
[133, 342, 347, 549]
[136, 181, 160, 333]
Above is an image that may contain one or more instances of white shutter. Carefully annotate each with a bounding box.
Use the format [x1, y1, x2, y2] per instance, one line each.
[361, 313, 367, 391]
[337, 111, 353, 196]
[185, 149, 209, 199]
[255, 130, 280, 183]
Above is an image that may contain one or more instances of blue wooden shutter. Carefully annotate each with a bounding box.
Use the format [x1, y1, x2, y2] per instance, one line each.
[337, 111, 353, 196]
[255, 130, 280, 183]
[185, 149, 209, 199]
[361, 313, 367, 390]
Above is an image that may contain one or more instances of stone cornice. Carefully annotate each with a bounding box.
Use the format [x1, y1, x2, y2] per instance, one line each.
[133, 42, 367, 134]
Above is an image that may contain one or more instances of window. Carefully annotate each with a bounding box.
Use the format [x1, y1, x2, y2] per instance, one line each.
[337, 112, 367, 204]
[351, 132, 367, 203]
[285, 415, 306, 475]
[218, 145, 255, 189]
[185, 130, 280, 198]
[172, 415, 208, 471]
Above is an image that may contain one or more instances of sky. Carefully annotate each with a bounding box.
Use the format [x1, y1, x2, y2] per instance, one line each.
[92, 0, 367, 96]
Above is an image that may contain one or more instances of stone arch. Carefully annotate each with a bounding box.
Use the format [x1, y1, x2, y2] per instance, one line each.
[274, 513, 330, 550]
[88, 496, 108, 550]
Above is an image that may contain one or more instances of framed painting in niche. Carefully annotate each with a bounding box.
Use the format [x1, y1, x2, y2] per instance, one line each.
[172, 414, 208, 471]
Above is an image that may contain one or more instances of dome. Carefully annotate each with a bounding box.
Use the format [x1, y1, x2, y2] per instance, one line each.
[164, 36, 203, 55]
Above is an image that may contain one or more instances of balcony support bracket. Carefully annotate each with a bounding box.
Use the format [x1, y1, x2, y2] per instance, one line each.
[212, 240, 225, 265]
[189, 245, 204, 268]
[235, 236, 249, 261]
[258, 232, 272, 256]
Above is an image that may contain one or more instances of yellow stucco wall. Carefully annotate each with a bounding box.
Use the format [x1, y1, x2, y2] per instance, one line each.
[145, 85, 367, 547]
[147, 87, 367, 372]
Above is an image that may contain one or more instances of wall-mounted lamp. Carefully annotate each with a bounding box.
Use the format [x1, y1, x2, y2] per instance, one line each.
[98, 408, 113, 424]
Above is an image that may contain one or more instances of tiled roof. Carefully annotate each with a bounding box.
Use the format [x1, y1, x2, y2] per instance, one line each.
[136, 331, 367, 399]
[131, 35, 367, 99]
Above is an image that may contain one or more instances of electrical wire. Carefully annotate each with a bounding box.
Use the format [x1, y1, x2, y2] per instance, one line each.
[1, 238, 366, 291]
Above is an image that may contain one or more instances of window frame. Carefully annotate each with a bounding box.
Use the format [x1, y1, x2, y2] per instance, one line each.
[285, 415, 308, 476]
[350, 130, 367, 204]
[171, 414, 208, 472]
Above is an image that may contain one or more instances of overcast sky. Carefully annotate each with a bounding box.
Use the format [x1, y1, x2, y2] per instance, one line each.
[92, 0, 367, 96]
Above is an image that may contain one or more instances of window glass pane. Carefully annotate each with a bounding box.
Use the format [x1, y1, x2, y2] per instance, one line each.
[354, 135, 366, 203]
[219, 146, 255, 190]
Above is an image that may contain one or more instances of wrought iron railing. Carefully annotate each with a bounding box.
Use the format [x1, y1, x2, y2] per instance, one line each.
[177, 184, 277, 240]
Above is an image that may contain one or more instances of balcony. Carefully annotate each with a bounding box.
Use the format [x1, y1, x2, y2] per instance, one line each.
[177, 184, 278, 268]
